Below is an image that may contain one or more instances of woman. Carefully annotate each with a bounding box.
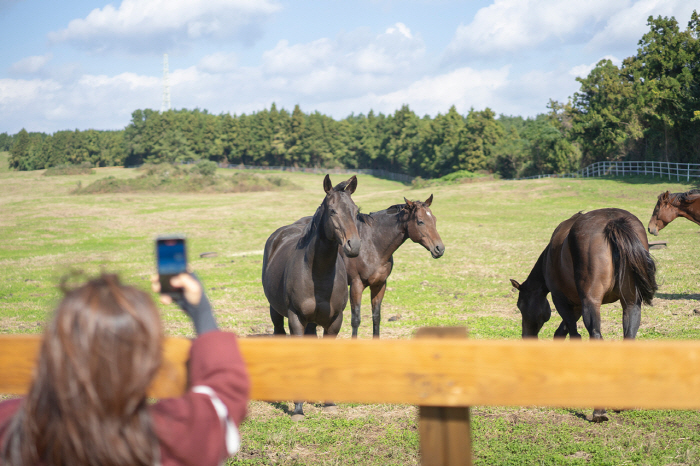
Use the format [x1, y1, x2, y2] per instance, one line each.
[0, 272, 249, 465]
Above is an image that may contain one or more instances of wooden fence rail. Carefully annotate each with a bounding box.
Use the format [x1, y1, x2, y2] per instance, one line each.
[3, 330, 700, 464]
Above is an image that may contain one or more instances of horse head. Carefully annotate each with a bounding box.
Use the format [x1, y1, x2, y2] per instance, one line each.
[322, 174, 361, 257]
[510, 278, 551, 338]
[648, 191, 676, 236]
[403, 194, 445, 259]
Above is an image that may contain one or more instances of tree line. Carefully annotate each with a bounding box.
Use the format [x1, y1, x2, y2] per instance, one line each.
[4, 11, 698, 179]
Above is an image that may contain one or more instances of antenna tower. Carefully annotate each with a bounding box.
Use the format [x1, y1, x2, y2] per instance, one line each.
[161, 53, 171, 112]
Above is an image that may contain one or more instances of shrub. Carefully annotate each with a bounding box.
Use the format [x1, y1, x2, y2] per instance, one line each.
[194, 160, 217, 177]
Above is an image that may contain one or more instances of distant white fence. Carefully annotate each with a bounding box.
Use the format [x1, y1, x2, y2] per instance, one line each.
[518, 160, 700, 182]
[218, 163, 414, 183]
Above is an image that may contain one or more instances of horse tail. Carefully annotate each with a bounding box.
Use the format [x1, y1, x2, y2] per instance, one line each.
[604, 217, 658, 305]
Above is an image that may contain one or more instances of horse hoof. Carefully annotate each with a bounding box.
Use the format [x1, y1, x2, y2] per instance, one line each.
[591, 412, 609, 423]
[322, 405, 338, 414]
[291, 414, 305, 422]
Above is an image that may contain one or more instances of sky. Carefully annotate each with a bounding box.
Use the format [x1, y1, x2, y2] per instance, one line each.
[0, 0, 697, 134]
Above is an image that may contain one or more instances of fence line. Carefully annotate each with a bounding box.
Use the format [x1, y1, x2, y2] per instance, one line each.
[517, 160, 700, 182]
[6, 331, 700, 465]
[218, 163, 415, 183]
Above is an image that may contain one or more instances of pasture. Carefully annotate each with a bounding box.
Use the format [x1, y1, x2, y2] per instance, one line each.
[2, 161, 700, 465]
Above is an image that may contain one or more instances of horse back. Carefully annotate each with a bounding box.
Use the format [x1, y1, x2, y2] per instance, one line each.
[262, 223, 306, 315]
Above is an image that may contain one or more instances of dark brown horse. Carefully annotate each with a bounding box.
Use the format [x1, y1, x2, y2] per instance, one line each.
[648, 189, 700, 235]
[510, 208, 657, 422]
[261, 175, 360, 420]
[299, 195, 445, 338]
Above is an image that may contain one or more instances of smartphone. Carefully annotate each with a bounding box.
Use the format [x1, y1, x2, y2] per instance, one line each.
[156, 234, 187, 294]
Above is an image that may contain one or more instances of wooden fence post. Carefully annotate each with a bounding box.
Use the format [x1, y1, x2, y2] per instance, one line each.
[416, 327, 471, 466]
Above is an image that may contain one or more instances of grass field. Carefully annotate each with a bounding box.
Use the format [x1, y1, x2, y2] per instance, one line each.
[2, 165, 700, 465]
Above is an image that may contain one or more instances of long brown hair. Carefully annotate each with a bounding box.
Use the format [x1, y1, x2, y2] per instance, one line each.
[1, 274, 163, 465]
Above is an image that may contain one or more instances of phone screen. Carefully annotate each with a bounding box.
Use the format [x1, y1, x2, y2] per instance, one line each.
[157, 238, 187, 275]
[156, 236, 187, 293]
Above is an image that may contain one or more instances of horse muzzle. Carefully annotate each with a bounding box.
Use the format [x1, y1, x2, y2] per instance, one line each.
[343, 238, 360, 257]
[431, 243, 445, 259]
[647, 223, 659, 236]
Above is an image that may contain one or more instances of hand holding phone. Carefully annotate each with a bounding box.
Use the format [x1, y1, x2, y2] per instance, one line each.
[156, 234, 187, 295]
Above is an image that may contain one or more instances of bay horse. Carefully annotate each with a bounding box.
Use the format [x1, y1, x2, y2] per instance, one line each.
[510, 208, 657, 422]
[299, 195, 445, 338]
[648, 189, 700, 235]
[261, 174, 360, 420]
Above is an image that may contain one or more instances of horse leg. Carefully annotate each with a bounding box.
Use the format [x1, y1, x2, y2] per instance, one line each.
[370, 282, 387, 339]
[621, 296, 642, 339]
[579, 296, 608, 421]
[551, 294, 581, 339]
[287, 311, 308, 421]
[350, 279, 364, 338]
[319, 313, 345, 414]
[304, 323, 319, 337]
[580, 296, 604, 340]
[270, 307, 286, 335]
[553, 321, 569, 338]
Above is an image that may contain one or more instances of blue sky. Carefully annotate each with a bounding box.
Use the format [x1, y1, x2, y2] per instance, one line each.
[0, 0, 697, 134]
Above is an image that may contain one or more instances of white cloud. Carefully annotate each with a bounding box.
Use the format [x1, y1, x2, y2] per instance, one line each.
[0, 73, 160, 132]
[587, 0, 698, 52]
[262, 39, 334, 75]
[9, 54, 53, 75]
[312, 66, 511, 117]
[446, 0, 629, 59]
[48, 0, 282, 54]
[261, 23, 425, 85]
[386, 22, 413, 39]
[198, 52, 238, 73]
[78, 72, 159, 90]
[0, 78, 61, 107]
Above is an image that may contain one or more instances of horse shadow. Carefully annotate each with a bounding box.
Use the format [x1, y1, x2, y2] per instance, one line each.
[269, 402, 292, 414]
[655, 293, 700, 301]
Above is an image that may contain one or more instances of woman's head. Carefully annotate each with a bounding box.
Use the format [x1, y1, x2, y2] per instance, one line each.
[2, 273, 163, 465]
[48, 273, 163, 416]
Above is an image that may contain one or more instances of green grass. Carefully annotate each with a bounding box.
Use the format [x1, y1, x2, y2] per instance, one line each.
[2, 167, 700, 464]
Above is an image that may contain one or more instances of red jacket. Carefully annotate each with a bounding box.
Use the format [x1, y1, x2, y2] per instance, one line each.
[0, 331, 250, 466]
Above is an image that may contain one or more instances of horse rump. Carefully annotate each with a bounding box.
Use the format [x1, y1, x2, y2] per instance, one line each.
[603, 217, 658, 305]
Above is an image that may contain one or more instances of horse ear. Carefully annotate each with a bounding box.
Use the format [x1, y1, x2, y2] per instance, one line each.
[510, 279, 521, 290]
[323, 174, 332, 194]
[424, 194, 433, 206]
[344, 175, 357, 194]
[404, 197, 414, 209]
[662, 191, 670, 201]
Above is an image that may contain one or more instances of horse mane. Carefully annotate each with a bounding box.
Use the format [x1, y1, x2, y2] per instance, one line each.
[298, 203, 325, 248]
[383, 204, 406, 215]
[357, 207, 374, 226]
[333, 179, 352, 192]
[679, 189, 700, 204]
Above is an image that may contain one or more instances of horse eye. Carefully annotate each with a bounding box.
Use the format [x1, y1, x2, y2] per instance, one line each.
[417, 220, 425, 225]
[329, 209, 337, 216]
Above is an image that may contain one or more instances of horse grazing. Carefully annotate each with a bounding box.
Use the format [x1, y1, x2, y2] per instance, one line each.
[299, 195, 445, 338]
[648, 189, 700, 235]
[510, 208, 657, 422]
[261, 175, 360, 420]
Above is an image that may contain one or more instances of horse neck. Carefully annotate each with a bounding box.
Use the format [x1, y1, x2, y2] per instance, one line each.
[679, 198, 700, 225]
[304, 214, 340, 272]
[366, 210, 409, 260]
[525, 247, 549, 294]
